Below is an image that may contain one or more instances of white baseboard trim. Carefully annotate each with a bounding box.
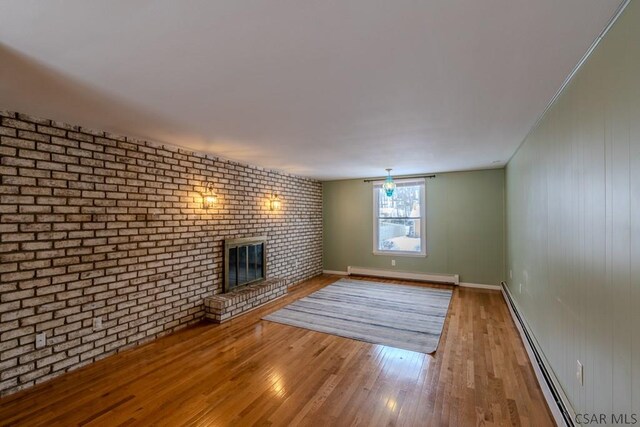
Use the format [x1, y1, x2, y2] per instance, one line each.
[501, 283, 573, 426]
[459, 282, 502, 290]
[346, 266, 459, 285]
[322, 270, 349, 276]
[326, 268, 498, 290]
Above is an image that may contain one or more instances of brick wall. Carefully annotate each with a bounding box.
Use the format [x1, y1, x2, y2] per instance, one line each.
[0, 111, 323, 396]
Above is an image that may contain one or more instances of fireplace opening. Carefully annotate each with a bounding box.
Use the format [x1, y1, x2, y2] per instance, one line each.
[224, 236, 266, 293]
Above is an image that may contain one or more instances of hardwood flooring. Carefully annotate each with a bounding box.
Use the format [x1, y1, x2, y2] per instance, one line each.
[0, 274, 554, 426]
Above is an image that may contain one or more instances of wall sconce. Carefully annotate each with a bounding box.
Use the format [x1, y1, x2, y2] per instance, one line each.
[270, 194, 282, 211]
[202, 182, 217, 209]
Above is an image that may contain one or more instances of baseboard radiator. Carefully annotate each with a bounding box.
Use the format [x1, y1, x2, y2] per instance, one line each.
[501, 281, 574, 427]
[346, 266, 459, 285]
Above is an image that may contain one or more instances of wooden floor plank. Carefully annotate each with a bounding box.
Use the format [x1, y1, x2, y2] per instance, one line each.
[0, 274, 554, 426]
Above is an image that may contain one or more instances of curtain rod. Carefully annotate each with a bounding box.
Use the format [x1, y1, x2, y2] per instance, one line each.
[363, 174, 436, 183]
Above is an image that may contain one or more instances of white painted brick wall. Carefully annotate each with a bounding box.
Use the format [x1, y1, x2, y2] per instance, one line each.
[0, 111, 323, 396]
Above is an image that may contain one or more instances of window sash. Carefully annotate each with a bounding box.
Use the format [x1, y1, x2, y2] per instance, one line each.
[373, 178, 426, 256]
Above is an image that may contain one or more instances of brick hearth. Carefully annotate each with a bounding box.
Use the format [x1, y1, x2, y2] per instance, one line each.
[204, 278, 288, 323]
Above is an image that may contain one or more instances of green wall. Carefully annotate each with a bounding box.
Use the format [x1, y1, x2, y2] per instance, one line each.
[506, 0, 639, 418]
[323, 168, 505, 285]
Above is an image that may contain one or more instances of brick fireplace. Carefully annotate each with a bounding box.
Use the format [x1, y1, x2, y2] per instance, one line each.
[204, 236, 288, 323]
[224, 236, 267, 293]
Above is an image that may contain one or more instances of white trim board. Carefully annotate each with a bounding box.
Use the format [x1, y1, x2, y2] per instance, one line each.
[346, 266, 459, 285]
[501, 283, 572, 426]
[322, 270, 349, 276]
[459, 282, 501, 290]
[323, 268, 501, 289]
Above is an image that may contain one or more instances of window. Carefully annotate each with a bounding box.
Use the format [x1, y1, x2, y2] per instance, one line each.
[373, 178, 426, 256]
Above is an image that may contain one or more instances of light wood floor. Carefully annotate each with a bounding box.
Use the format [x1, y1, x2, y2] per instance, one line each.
[0, 275, 554, 426]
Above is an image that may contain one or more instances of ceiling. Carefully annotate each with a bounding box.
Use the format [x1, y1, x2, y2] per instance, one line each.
[0, 0, 622, 180]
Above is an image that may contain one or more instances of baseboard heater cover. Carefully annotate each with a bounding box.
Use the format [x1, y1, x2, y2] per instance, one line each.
[347, 266, 459, 285]
[322, 269, 349, 276]
[501, 282, 574, 427]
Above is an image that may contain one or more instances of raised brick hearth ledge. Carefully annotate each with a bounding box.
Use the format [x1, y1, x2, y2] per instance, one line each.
[204, 278, 288, 323]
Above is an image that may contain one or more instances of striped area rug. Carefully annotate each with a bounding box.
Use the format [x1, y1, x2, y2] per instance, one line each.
[263, 278, 453, 353]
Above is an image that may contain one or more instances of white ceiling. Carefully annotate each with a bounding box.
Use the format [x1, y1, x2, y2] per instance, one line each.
[0, 0, 622, 180]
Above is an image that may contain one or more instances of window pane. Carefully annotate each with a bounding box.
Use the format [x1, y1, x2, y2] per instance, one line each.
[374, 179, 425, 255]
[248, 245, 257, 281]
[378, 218, 422, 252]
[377, 184, 421, 218]
[255, 243, 264, 279]
[238, 246, 248, 284]
[229, 247, 237, 288]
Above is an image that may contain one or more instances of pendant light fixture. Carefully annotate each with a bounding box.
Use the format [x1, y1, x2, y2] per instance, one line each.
[382, 168, 396, 197]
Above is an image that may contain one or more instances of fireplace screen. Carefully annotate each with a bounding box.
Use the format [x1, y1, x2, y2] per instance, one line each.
[224, 237, 266, 293]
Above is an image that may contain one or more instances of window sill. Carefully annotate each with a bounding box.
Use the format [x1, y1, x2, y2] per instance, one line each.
[372, 250, 427, 258]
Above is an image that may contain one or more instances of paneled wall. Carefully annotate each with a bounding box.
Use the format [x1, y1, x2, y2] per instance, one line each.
[0, 111, 323, 396]
[505, 0, 639, 417]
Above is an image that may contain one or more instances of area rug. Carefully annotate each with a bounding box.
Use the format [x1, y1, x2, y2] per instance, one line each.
[263, 278, 452, 353]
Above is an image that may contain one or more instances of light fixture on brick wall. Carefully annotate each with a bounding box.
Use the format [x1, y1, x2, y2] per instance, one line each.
[270, 194, 282, 211]
[202, 182, 217, 209]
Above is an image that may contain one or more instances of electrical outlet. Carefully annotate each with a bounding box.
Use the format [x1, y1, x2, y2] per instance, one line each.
[519, 283, 522, 293]
[391, 260, 396, 267]
[576, 360, 584, 386]
[35, 332, 46, 349]
[509, 269, 513, 279]
[93, 317, 103, 331]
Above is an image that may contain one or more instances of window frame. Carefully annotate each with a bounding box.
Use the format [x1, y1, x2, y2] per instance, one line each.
[372, 177, 427, 257]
